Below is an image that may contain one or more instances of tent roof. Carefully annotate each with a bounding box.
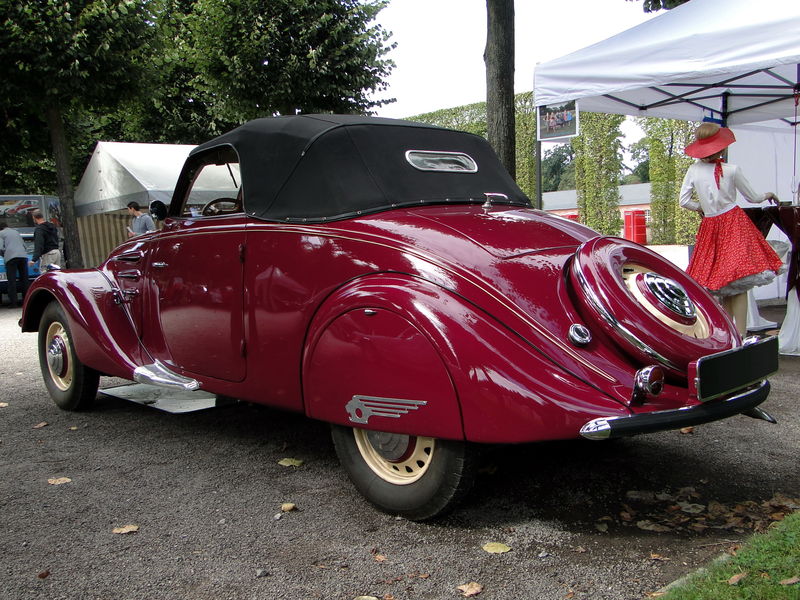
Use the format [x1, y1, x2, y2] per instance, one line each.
[534, 0, 800, 126]
[75, 142, 195, 216]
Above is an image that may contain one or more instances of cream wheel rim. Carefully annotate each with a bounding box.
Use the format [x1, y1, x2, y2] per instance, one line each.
[45, 321, 73, 391]
[353, 429, 435, 485]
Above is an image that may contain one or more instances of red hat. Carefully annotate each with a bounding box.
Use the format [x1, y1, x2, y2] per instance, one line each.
[684, 127, 736, 158]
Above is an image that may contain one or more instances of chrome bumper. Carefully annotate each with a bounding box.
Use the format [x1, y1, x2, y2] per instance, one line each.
[580, 380, 771, 440]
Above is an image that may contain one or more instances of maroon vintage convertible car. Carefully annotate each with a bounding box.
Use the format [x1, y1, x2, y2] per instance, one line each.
[21, 115, 778, 520]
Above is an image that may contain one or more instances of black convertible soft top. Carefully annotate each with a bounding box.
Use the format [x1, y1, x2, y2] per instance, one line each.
[176, 114, 530, 223]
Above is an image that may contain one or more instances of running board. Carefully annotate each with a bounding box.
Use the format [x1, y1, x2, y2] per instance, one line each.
[133, 361, 200, 391]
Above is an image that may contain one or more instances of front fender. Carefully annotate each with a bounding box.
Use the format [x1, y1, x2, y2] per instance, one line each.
[21, 270, 145, 379]
[302, 274, 631, 444]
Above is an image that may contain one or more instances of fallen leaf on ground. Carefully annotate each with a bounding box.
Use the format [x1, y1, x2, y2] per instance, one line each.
[649, 553, 670, 561]
[373, 554, 387, 562]
[457, 582, 484, 597]
[33, 422, 49, 429]
[679, 427, 694, 434]
[280, 503, 297, 512]
[68, 426, 78, 431]
[727, 572, 748, 585]
[47, 477, 71, 485]
[677, 501, 706, 514]
[645, 592, 666, 598]
[278, 458, 303, 467]
[112, 524, 139, 534]
[636, 520, 671, 532]
[482, 542, 511, 554]
[37, 570, 50, 579]
[382, 595, 395, 600]
[780, 576, 800, 585]
[353, 596, 379, 600]
[0, 402, 8, 408]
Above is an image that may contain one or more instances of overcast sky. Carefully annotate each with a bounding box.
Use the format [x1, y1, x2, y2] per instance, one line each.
[371, 0, 657, 143]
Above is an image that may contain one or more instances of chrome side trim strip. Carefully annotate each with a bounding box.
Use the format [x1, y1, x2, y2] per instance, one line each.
[571, 254, 682, 372]
[133, 360, 200, 391]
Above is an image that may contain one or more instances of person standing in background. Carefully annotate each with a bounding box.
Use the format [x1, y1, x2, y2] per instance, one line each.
[29, 211, 62, 269]
[127, 201, 155, 237]
[0, 223, 30, 307]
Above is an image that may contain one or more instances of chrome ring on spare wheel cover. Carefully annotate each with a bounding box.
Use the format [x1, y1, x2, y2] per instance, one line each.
[45, 321, 73, 391]
[353, 429, 435, 485]
[568, 236, 737, 375]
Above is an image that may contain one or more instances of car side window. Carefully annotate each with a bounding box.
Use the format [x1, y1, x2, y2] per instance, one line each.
[181, 159, 242, 218]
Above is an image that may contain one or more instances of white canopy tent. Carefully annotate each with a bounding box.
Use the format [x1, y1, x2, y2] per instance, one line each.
[75, 142, 196, 217]
[533, 0, 800, 352]
[534, 0, 800, 128]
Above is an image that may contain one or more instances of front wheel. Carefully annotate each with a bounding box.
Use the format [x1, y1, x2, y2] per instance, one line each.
[37, 302, 99, 411]
[331, 425, 475, 520]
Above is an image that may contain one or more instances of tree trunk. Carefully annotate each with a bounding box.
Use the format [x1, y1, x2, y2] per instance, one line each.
[484, 0, 515, 179]
[45, 105, 83, 269]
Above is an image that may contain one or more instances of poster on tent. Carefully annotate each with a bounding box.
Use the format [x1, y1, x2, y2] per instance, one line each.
[537, 100, 579, 141]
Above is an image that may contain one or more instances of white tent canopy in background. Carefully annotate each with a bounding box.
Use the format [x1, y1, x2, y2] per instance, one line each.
[534, 0, 800, 127]
[74, 142, 195, 217]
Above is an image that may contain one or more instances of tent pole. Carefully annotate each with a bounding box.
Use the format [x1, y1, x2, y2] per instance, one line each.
[535, 140, 542, 209]
[721, 91, 729, 126]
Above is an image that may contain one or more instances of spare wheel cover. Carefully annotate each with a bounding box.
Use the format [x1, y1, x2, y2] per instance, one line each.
[569, 237, 737, 374]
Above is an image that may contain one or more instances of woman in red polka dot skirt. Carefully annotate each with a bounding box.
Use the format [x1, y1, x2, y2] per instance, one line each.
[679, 123, 784, 335]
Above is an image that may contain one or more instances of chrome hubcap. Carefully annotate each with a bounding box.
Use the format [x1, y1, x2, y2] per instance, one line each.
[354, 429, 434, 485]
[45, 322, 73, 391]
[642, 272, 696, 321]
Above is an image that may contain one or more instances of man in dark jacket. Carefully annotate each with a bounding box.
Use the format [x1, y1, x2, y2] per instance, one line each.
[29, 211, 61, 269]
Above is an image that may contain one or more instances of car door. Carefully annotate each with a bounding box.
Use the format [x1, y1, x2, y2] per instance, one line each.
[141, 154, 246, 382]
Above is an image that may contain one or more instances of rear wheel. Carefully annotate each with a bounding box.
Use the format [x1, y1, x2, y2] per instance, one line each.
[331, 425, 475, 520]
[37, 302, 99, 411]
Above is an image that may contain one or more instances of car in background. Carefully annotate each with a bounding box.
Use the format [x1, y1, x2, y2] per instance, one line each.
[0, 232, 41, 302]
[20, 115, 780, 520]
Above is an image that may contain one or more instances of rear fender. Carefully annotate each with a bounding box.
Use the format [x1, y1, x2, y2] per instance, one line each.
[303, 274, 631, 443]
[21, 270, 146, 378]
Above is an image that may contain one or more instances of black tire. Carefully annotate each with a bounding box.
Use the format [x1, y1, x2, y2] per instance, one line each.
[331, 425, 475, 521]
[37, 301, 99, 411]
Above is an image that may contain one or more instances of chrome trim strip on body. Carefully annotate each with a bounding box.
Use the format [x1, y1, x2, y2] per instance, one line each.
[571, 254, 682, 372]
[133, 360, 200, 391]
[580, 380, 770, 440]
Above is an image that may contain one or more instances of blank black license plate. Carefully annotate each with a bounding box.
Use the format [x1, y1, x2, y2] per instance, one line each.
[696, 336, 779, 401]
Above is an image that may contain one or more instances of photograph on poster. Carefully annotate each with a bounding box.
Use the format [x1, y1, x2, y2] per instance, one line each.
[537, 100, 579, 140]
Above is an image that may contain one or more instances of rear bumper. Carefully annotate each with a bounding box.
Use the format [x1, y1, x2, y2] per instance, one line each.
[580, 380, 771, 440]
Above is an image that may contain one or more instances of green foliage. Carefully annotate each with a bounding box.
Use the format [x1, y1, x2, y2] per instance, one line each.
[410, 92, 539, 199]
[571, 112, 624, 235]
[662, 511, 800, 600]
[187, 0, 395, 119]
[637, 117, 698, 244]
[541, 144, 575, 192]
[0, 0, 154, 111]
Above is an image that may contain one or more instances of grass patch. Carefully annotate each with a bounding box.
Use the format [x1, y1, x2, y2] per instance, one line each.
[660, 510, 800, 599]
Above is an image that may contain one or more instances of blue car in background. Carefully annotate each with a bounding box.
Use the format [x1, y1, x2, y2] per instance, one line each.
[0, 232, 42, 302]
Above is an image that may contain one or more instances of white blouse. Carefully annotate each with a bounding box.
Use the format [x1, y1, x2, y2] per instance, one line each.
[679, 161, 770, 217]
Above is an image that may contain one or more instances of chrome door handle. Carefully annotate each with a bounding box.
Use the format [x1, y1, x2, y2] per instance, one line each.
[152, 262, 168, 268]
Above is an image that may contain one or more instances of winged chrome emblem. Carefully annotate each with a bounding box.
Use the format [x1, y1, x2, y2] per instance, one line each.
[345, 395, 427, 424]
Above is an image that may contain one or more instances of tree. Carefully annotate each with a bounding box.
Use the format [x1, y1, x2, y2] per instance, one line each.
[541, 144, 575, 192]
[636, 117, 697, 244]
[187, 0, 395, 119]
[484, 0, 516, 178]
[0, 0, 154, 267]
[572, 112, 625, 235]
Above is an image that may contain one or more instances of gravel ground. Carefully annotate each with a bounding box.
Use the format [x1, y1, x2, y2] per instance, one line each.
[1, 303, 798, 600]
